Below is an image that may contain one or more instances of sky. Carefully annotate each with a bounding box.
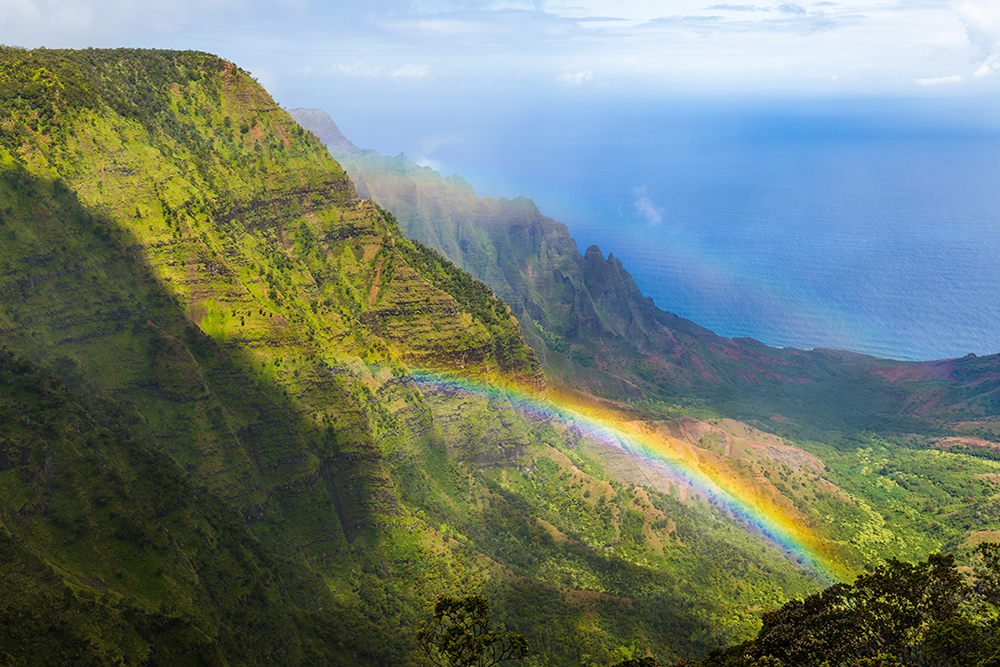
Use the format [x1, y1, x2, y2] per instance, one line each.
[3, 1, 1000, 167]
[4, 1, 1000, 109]
[6, 0, 1000, 172]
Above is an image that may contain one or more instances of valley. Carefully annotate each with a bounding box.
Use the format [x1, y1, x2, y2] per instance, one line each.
[0, 48, 997, 666]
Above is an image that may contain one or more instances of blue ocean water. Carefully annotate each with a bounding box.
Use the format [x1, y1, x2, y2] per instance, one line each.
[338, 95, 1000, 361]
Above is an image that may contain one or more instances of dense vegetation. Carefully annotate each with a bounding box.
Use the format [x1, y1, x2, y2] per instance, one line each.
[0, 346, 393, 665]
[1, 50, 1000, 666]
[382, 204, 536, 380]
[684, 546, 1000, 667]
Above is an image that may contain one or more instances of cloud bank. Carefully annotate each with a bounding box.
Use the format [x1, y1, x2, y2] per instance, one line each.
[2, 0, 1000, 112]
[556, 70, 593, 85]
[916, 74, 963, 85]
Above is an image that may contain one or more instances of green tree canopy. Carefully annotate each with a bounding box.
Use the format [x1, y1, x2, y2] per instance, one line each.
[690, 548, 1000, 667]
[416, 594, 530, 667]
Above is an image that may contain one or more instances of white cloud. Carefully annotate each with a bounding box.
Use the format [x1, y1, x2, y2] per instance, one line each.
[915, 74, 963, 85]
[953, 1, 1000, 51]
[974, 53, 1000, 76]
[632, 187, 664, 226]
[325, 61, 430, 79]
[485, 0, 536, 9]
[953, 0, 1000, 76]
[921, 28, 972, 50]
[778, 3, 806, 16]
[705, 5, 765, 11]
[556, 70, 593, 85]
[328, 62, 386, 78]
[411, 19, 480, 35]
[3, 0, 999, 100]
[392, 63, 431, 78]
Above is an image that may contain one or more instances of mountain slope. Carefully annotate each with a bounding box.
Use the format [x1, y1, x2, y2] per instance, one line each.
[287, 107, 1000, 633]
[6, 50, 1000, 666]
[0, 48, 871, 665]
[0, 347, 391, 666]
[0, 47, 548, 664]
[0, 50, 550, 568]
[290, 108, 1000, 433]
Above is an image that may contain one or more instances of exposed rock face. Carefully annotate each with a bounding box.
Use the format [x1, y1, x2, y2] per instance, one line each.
[871, 354, 1000, 414]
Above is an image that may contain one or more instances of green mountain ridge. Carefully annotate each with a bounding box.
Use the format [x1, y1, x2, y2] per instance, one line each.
[1, 49, 999, 666]
[0, 47, 825, 665]
[288, 107, 1000, 432]
[288, 106, 1000, 655]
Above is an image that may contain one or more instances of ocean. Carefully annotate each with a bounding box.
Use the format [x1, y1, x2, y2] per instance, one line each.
[334, 94, 1000, 362]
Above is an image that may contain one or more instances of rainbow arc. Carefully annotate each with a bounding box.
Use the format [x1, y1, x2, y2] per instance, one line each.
[412, 370, 849, 581]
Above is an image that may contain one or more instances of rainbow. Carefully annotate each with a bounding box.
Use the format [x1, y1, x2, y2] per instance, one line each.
[411, 369, 848, 582]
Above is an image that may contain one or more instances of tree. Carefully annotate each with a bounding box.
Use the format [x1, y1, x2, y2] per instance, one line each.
[689, 546, 1000, 667]
[755, 554, 965, 666]
[922, 615, 988, 667]
[416, 594, 530, 667]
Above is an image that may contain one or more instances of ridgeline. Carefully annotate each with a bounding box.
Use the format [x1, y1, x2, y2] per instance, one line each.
[0, 49, 999, 666]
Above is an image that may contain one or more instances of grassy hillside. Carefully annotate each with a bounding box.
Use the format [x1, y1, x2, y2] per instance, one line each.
[0, 47, 859, 665]
[4, 50, 1000, 666]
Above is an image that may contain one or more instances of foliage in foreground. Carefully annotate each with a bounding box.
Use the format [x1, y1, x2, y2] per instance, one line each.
[688, 545, 1000, 667]
[417, 594, 530, 667]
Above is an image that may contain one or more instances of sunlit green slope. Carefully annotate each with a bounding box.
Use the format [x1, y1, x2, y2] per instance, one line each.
[5, 49, 1000, 667]
[0, 47, 847, 665]
[290, 106, 1000, 648]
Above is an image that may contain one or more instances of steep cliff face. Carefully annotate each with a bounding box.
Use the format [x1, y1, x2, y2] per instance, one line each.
[9, 52, 1000, 667]
[292, 108, 1000, 428]
[1, 50, 538, 542]
[287, 114, 798, 394]
[0, 48, 558, 663]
